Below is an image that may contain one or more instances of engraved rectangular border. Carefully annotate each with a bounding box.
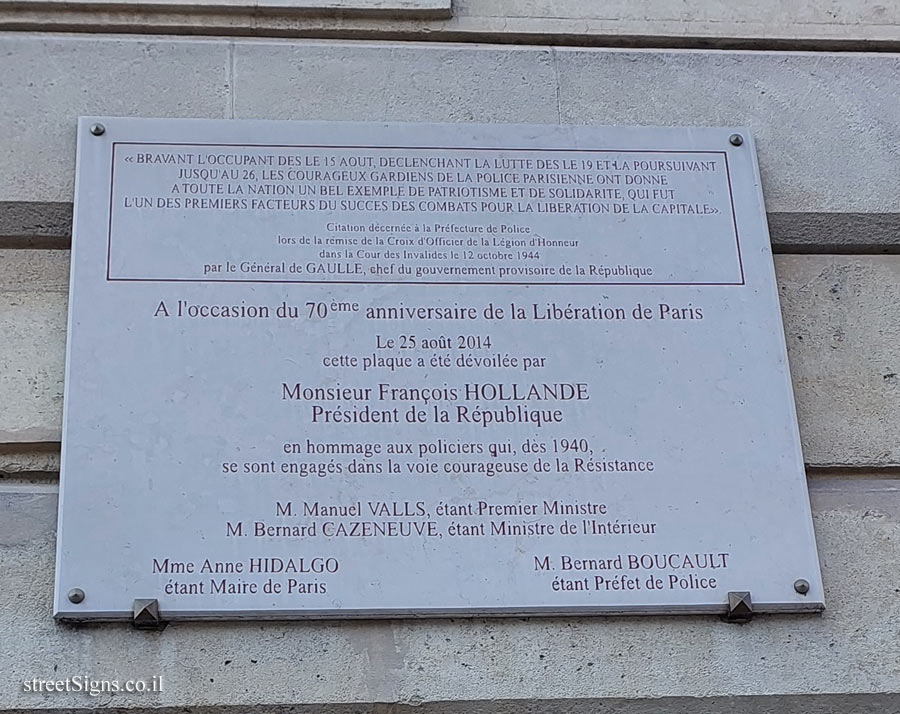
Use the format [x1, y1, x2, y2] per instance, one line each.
[105, 142, 747, 287]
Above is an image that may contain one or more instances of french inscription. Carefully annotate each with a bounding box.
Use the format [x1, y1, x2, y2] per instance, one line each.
[54, 120, 824, 618]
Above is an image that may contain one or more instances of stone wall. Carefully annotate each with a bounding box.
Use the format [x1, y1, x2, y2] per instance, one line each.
[2, 1, 900, 46]
[1, 21, 899, 714]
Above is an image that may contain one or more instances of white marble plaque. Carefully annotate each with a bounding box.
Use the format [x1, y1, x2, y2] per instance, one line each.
[54, 118, 824, 620]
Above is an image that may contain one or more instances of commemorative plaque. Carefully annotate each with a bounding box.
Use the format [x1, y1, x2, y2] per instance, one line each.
[55, 118, 824, 620]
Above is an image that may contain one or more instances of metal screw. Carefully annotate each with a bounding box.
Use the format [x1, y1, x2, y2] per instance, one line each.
[729, 133, 744, 147]
[794, 579, 810, 595]
[89, 123, 106, 136]
[67, 588, 85, 604]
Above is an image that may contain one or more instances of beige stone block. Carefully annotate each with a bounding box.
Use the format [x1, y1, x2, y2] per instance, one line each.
[555, 48, 900, 214]
[0, 250, 67, 444]
[776, 256, 900, 467]
[0, 35, 898, 224]
[0, 34, 231, 203]
[231, 40, 560, 125]
[2, 0, 900, 46]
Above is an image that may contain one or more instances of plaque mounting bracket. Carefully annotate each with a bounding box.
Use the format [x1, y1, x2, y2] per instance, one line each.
[723, 591, 753, 623]
[132, 599, 166, 631]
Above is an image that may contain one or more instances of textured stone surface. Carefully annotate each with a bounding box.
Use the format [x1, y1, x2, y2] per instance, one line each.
[2, 251, 898, 468]
[229, 42, 900, 219]
[0, 201, 72, 248]
[0, 34, 899, 223]
[0, 475, 897, 711]
[776, 256, 900, 467]
[0, 697, 898, 713]
[33, 0, 450, 10]
[0, 34, 230, 203]
[0, 248, 69, 291]
[2, 0, 900, 45]
[0, 445, 59, 475]
[231, 39, 559, 124]
[0, 250, 67, 444]
[767, 212, 900, 254]
[233, 43, 898, 216]
[555, 49, 900, 214]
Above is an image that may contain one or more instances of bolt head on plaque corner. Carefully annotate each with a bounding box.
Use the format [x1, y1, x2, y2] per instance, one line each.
[67, 588, 85, 604]
[794, 578, 811, 595]
[89, 123, 106, 136]
[132, 598, 166, 631]
[729, 133, 744, 147]
[724, 591, 753, 623]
